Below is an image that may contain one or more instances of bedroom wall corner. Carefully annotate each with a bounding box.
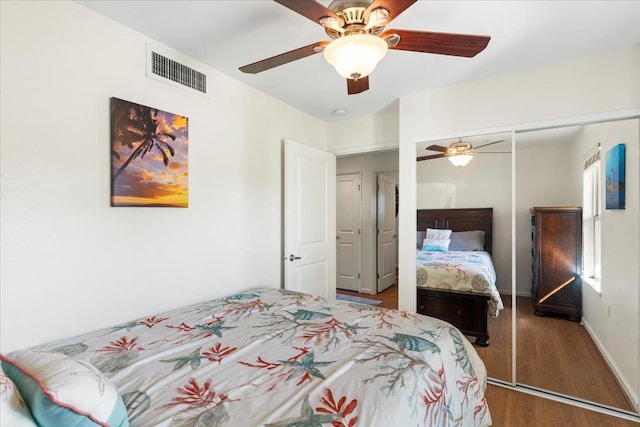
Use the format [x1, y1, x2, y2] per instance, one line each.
[327, 108, 399, 155]
[0, 0, 327, 353]
[577, 119, 640, 406]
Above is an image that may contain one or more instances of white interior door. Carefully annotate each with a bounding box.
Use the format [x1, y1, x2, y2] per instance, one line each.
[284, 139, 336, 299]
[337, 173, 361, 291]
[377, 173, 397, 292]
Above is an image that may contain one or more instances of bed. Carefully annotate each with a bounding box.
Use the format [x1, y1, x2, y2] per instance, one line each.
[1, 287, 492, 427]
[416, 208, 504, 347]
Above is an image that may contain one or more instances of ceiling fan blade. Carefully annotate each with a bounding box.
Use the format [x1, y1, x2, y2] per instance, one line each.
[365, 0, 416, 25]
[382, 29, 490, 57]
[474, 139, 506, 150]
[239, 41, 328, 74]
[417, 153, 447, 161]
[476, 151, 511, 154]
[274, 0, 343, 27]
[426, 144, 449, 152]
[347, 75, 369, 95]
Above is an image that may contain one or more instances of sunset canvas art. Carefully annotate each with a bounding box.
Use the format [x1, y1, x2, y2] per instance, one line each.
[111, 98, 188, 207]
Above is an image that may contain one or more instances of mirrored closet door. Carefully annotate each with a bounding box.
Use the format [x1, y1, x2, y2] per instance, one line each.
[413, 115, 639, 418]
[514, 117, 640, 414]
[415, 131, 513, 384]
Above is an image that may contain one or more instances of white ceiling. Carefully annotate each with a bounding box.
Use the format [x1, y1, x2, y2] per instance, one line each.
[78, 1, 640, 123]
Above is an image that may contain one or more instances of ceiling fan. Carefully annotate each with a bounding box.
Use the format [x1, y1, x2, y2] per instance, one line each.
[418, 138, 508, 167]
[239, 0, 491, 95]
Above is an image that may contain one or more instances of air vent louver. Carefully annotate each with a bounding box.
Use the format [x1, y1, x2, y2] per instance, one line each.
[149, 50, 207, 94]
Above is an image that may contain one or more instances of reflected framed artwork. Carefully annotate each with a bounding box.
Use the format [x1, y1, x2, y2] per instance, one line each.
[111, 97, 189, 207]
[605, 143, 625, 210]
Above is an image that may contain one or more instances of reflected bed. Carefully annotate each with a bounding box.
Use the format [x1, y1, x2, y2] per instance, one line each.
[416, 208, 504, 346]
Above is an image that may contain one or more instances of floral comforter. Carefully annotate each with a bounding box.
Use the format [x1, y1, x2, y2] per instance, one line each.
[416, 250, 504, 317]
[16, 288, 492, 426]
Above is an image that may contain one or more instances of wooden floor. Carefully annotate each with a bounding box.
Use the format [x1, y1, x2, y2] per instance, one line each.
[336, 287, 639, 425]
[337, 283, 398, 310]
[476, 296, 635, 412]
[486, 384, 638, 426]
[474, 293, 513, 382]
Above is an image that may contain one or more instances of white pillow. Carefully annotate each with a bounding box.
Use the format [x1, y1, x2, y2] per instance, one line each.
[426, 228, 452, 240]
[1, 351, 129, 427]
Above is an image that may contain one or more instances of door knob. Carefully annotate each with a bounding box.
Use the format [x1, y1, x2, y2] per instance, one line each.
[285, 254, 301, 262]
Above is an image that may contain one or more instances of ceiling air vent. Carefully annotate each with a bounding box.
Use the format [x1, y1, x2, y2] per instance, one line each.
[147, 47, 207, 94]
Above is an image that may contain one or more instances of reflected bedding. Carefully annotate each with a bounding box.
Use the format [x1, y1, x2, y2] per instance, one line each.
[416, 250, 504, 317]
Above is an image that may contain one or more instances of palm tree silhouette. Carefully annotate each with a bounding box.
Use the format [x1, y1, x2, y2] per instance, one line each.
[111, 99, 176, 182]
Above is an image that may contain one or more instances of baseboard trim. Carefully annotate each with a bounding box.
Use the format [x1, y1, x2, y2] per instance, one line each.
[488, 380, 640, 422]
[496, 289, 530, 297]
[583, 319, 639, 412]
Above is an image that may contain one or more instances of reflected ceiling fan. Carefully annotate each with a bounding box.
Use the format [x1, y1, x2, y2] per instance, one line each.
[239, 0, 491, 95]
[418, 138, 508, 167]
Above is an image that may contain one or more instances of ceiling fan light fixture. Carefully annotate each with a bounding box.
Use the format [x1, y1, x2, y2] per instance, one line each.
[319, 16, 344, 33]
[323, 33, 388, 80]
[448, 154, 473, 167]
[365, 7, 390, 30]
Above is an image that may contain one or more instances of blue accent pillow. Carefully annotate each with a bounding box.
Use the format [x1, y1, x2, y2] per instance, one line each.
[421, 238, 451, 252]
[1, 352, 129, 427]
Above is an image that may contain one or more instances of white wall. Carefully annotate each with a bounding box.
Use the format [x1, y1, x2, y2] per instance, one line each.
[514, 141, 576, 295]
[574, 119, 640, 405]
[417, 151, 512, 294]
[0, 1, 326, 352]
[397, 45, 640, 409]
[328, 108, 399, 155]
[337, 151, 399, 294]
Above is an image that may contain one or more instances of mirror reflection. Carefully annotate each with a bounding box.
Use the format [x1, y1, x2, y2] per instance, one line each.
[515, 118, 639, 412]
[415, 132, 513, 383]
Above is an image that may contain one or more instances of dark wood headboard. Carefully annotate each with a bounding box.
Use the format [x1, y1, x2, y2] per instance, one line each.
[417, 208, 493, 255]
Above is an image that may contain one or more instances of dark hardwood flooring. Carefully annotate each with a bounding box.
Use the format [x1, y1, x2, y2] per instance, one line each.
[336, 287, 639, 425]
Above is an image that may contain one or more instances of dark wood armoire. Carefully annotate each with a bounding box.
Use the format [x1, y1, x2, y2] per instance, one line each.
[530, 206, 583, 321]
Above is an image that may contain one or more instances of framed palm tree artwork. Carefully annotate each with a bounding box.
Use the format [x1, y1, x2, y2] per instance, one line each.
[111, 97, 189, 207]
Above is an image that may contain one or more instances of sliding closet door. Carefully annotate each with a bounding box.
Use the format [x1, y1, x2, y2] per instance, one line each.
[514, 118, 640, 413]
[415, 131, 513, 384]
